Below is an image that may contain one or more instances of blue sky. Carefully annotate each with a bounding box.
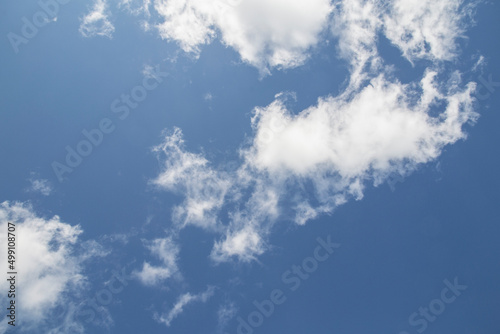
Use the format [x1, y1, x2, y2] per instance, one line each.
[1, 0, 500, 333]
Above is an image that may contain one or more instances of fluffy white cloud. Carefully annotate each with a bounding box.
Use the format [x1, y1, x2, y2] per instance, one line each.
[245, 69, 477, 209]
[153, 0, 332, 73]
[79, 0, 115, 38]
[151, 0, 480, 263]
[248, 73, 476, 179]
[0, 202, 93, 333]
[134, 236, 180, 286]
[154, 286, 215, 327]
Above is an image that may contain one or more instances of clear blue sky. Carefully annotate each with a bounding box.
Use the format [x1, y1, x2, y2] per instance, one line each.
[1, 0, 499, 333]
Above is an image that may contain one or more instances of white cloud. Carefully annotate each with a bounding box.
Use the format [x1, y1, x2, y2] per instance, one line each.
[331, 0, 477, 86]
[153, 67, 478, 262]
[152, 128, 231, 231]
[153, 0, 332, 73]
[154, 286, 215, 327]
[79, 0, 115, 38]
[331, 0, 382, 87]
[204, 92, 213, 101]
[151, 0, 480, 263]
[245, 69, 477, 210]
[27, 177, 53, 196]
[211, 225, 266, 263]
[134, 236, 180, 286]
[119, 0, 152, 17]
[382, 0, 476, 63]
[0, 202, 94, 332]
[248, 73, 476, 179]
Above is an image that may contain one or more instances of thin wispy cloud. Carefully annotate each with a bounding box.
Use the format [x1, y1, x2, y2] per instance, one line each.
[134, 236, 181, 286]
[216, 301, 238, 331]
[79, 0, 115, 38]
[27, 176, 53, 196]
[154, 286, 215, 327]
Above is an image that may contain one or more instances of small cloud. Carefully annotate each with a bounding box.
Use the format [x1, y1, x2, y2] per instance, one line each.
[151, 127, 231, 231]
[211, 226, 266, 263]
[217, 301, 238, 332]
[204, 93, 213, 101]
[79, 0, 115, 38]
[133, 236, 180, 286]
[27, 175, 53, 196]
[155, 286, 215, 327]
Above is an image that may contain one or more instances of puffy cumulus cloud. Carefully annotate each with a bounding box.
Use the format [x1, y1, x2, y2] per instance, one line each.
[246, 70, 477, 209]
[154, 286, 215, 327]
[152, 0, 480, 263]
[153, 0, 332, 73]
[134, 236, 180, 286]
[0, 201, 95, 333]
[79, 0, 115, 38]
[151, 127, 231, 231]
[248, 73, 476, 179]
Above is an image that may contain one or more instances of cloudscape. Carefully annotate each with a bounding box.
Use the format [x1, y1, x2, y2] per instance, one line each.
[1, 0, 500, 333]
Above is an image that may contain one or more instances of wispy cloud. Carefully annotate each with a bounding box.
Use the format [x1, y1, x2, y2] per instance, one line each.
[154, 286, 215, 327]
[217, 301, 238, 332]
[133, 236, 181, 286]
[79, 0, 115, 38]
[27, 175, 53, 196]
[151, 128, 232, 231]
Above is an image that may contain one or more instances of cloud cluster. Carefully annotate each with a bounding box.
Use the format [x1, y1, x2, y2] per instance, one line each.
[0, 202, 92, 333]
[151, 0, 479, 263]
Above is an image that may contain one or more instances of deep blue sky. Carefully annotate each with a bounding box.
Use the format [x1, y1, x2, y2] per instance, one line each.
[1, 1, 499, 333]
